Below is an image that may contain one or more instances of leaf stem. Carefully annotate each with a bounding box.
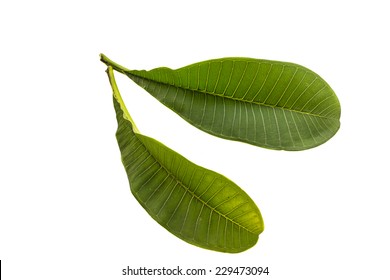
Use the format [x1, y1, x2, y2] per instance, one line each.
[100, 53, 130, 73]
[106, 66, 140, 133]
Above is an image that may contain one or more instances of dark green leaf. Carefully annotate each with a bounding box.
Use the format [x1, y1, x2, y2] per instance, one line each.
[102, 55, 341, 151]
[106, 66, 264, 253]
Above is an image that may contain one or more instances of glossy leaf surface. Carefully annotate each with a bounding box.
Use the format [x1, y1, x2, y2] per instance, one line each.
[106, 66, 264, 253]
[102, 55, 341, 151]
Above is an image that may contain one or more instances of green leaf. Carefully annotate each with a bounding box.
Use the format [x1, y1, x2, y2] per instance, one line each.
[101, 55, 341, 151]
[105, 66, 264, 253]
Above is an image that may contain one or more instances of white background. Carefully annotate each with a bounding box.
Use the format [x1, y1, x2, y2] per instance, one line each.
[1, 0, 389, 279]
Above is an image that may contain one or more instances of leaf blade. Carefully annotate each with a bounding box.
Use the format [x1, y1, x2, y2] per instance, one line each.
[103, 56, 341, 150]
[106, 66, 264, 253]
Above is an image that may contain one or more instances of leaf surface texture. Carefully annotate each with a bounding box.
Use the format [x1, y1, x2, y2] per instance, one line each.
[106, 66, 264, 253]
[103, 56, 341, 150]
